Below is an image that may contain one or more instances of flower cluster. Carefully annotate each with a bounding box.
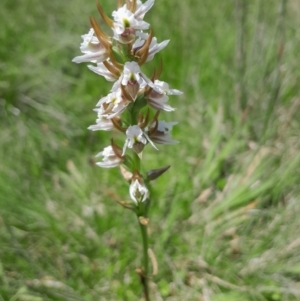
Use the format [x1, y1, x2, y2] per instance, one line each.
[73, 0, 182, 207]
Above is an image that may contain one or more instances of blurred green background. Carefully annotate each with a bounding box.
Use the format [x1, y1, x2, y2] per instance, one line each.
[1, 0, 300, 300]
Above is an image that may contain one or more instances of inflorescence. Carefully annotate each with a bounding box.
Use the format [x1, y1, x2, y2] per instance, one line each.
[73, 0, 182, 207]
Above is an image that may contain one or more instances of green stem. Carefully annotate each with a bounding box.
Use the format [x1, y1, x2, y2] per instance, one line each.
[138, 216, 150, 301]
[132, 151, 141, 172]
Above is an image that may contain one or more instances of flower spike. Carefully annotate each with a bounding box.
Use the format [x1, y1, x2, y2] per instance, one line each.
[73, 1, 183, 295]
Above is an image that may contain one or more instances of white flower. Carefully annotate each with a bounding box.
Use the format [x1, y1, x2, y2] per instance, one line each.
[102, 62, 153, 101]
[121, 62, 148, 87]
[123, 125, 148, 155]
[96, 90, 123, 107]
[146, 80, 182, 111]
[147, 94, 175, 112]
[95, 89, 131, 119]
[129, 179, 149, 203]
[112, 6, 150, 42]
[88, 105, 114, 131]
[151, 80, 183, 95]
[133, 32, 169, 62]
[148, 120, 178, 145]
[96, 146, 123, 168]
[72, 28, 108, 64]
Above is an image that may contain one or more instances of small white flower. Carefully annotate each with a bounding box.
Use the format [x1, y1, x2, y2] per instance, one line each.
[96, 89, 130, 119]
[133, 33, 169, 62]
[88, 104, 121, 131]
[146, 80, 182, 111]
[118, 62, 155, 100]
[88, 108, 114, 131]
[96, 90, 123, 107]
[123, 125, 148, 155]
[112, 6, 150, 42]
[121, 61, 150, 88]
[72, 28, 108, 64]
[88, 119, 114, 131]
[129, 179, 149, 203]
[148, 120, 178, 145]
[96, 146, 123, 168]
[151, 80, 183, 95]
[147, 94, 175, 112]
[157, 120, 177, 133]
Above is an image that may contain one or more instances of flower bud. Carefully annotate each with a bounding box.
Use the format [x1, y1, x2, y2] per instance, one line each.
[129, 172, 149, 204]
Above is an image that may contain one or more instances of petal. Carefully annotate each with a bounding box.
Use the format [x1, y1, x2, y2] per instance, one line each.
[134, 0, 155, 19]
[72, 51, 108, 64]
[88, 64, 117, 81]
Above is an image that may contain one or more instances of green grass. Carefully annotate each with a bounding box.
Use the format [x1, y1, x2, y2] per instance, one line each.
[1, 0, 300, 300]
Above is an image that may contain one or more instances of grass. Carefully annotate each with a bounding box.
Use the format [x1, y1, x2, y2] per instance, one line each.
[1, 0, 300, 300]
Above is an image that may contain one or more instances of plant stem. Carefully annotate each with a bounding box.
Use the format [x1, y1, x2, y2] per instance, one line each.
[139, 216, 150, 301]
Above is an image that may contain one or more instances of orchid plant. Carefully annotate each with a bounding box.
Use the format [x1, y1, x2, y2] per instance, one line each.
[73, 0, 182, 299]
